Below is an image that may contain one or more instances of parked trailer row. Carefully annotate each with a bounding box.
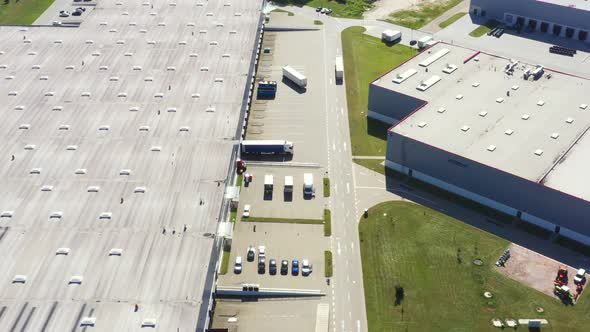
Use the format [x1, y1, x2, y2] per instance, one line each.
[240, 140, 294, 155]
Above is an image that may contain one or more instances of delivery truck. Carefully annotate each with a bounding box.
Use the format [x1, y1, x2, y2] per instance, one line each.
[257, 81, 277, 99]
[335, 56, 344, 82]
[282, 65, 307, 88]
[303, 173, 314, 197]
[241, 140, 294, 155]
[418, 36, 433, 49]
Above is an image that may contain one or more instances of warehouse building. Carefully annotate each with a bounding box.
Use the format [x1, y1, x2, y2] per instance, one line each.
[369, 42, 590, 245]
[470, 0, 590, 42]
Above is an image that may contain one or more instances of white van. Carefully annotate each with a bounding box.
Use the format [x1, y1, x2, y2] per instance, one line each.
[234, 256, 242, 274]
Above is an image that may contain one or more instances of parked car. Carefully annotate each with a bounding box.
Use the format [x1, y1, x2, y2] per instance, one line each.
[72, 10, 83, 16]
[315, 7, 322, 12]
[242, 204, 251, 218]
[234, 256, 242, 274]
[59, 11, 70, 17]
[302, 259, 312, 276]
[258, 257, 266, 274]
[269, 259, 277, 275]
[292, 259, 299, 275]
[258, 245, 266, 259]
[281, 260, 289, 275]
[247, 246, 255, 262]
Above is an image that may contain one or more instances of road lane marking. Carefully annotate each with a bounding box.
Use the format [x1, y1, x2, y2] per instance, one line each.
[357, 320, 361, 332]
[337, 241, 341, 255]
[343, 142, 347, 151]
[346, 182, 350, 194]
[347, 292, 350, 301]
[333, 142, 336, 151]
[340, 107, 344, 115]
[351, 242, 354, 250]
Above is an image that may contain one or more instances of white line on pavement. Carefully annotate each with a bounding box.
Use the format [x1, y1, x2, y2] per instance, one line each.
[337, 241, 341, 255]
[346, 182, 350, 194]
[351, 242, 354, 250]
[357, 320, 361, 332]
[333, 142, 336, 151]
[343, 142, 347, 151]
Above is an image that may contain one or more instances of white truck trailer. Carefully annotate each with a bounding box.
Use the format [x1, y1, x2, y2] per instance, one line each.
[284, 176, 293, 193]
[303, 173, 314, 197]
[264, 175, 274, 194]
[382, 30, 402, 43]
[282, 65, 307, 88]
[335, 56, 344, 81]
[417, 36, 433, 49]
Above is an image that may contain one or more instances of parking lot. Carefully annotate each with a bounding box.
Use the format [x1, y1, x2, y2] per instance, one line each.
[33, 0, 96, 25]
[219, 221, 329, 290]
[246, 12, 329, 165]
[238, 165, 325, 220]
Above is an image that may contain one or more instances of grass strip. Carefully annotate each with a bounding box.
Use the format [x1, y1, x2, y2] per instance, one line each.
[438, 12, 467, 29]
[324, 250, 333, 277]
[469, 19, 500, 37]
[245, 216, 324, 224]
[385, 0, 463, 30]
[324, 209, 332, 236]
[220, 246, 231, 275]
[323, 177, 331, 197]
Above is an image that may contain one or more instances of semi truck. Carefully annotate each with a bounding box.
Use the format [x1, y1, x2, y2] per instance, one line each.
[382, 30, 401, 43]
[335, 56, 344, 82]
[303, 173, 314, 197]
[240, 140, 294, 155]
[282, 65, 307, 88]
[417, 36, 433, 49]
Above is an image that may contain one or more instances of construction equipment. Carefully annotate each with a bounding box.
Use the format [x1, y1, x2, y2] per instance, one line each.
[495, 249, 511, 267]
[555, 266, 568, 286]
[554, 285, 574, 303]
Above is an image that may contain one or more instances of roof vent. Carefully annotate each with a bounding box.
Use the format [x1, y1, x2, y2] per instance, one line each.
[511, 85, 519, 90]
[99, 21, 108, 25]
[206, 106, 215, 112]
[116, 40, 125, 44]
[151, 146, 162, 152]
[134, 186, 146, 193]
[85, 39, 94, 44]
[566, 117, 574, 124]
[222, 53, 230, 58]
[144, 77, 153, 82]
[187, 22, 195, 27]
[206, 12, 214, 16]
[158, 22, 166, 26]
[216, 23, 224, 27]
[139, 126, 150, 131]
[192, 93, 201, 98]
[496, 98, 504, 103]
[5, 75, 14, 80]
[12, 275, 27, 283]
[215, 78, 224, 82]
[74, 169, 87, 175]
[99, 65, 108, 70]
[80, 317, 96, 327]
[179, 126, 190, 132]
[0, 64, 7, 69]
[1, 211, 14, 218]
[392, 69, 417, 84]
[537, 100, 545, 106]
[30, 168, 41, 174]
[98, 125, 110, 131]
[461, 125, 470, 132]
[117, 92, 127, 98]
[65, 65, 75, 70]
[109, 248, 123, 256]
[81, 92, 91, 97]
[49, 212, 63, 219]
[234, 12, 242, 16]
[179, 41, 187, 45]
[24, 144, 36, 150]
[15, 105, 25, 110]
[154, 93, 164, 98]
[58, 124, 70, 130]
[200, 30, 207, 34]
[40, 75, 49, 80]
[472, 82, 480, 87]
[442, 64, 457, 74]
[189, 53, 198, 57]
[505, 129, 514, 135]
[54, 39, 63, 44]
[87, 186, 100, 193]
[455, 94, 463, 100]
[141, 319, 157, 328]
[551, 132, 560, 139]
[129, 107, 139, 112]
[133, 66, 142, 71]
[200, 67, 209, 71]
[44, 91, 55, 97]
[8, 91, 18, 96]
[99, 212, 112, 219]
[521, 114, 530, 120]
[487, 145, 496, 152]
[69, 276, 83, 284]
[19, 124, 30, 130]
[41, 185, 54, 192]
[119, 169, 131, 175]
[92, 51, 101, 56]
[55, 248, 70, 255]
[166, 66, 176, 71]
[167, 107, 177, 112]
[66, 145, 78, 150]
[230, 30, 237, 34]
[31, 65, 41, 69]
[417, 122, 427, 128]
[124, 52, 133, 57]
[580, 104, 588, 110]
[479, 111, 488, 117]
[139, 29, 147, 33]
[129, 22, 136, 26]
[147, 40, 156, 45]
[110, 76, 119, 81]
[108, 29, 117, 33]
[534, 149, 543, 156]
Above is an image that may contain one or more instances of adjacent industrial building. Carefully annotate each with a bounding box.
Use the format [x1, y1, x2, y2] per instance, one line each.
[369, 42, 590, 245]
[0, 0, 261, 330]
[470, 0, 590, 42]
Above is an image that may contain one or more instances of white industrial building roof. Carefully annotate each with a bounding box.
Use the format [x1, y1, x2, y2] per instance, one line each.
[381, 43, 590, 200]
[0, 0, 261, 330]
[540, 0, 590, 11]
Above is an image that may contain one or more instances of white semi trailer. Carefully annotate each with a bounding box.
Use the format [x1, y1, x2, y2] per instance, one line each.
[282, 65, 307, 88]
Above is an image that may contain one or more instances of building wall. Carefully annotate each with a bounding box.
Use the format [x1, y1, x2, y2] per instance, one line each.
[367, 84, 425, 125]
[471, 0, 590, 32]
[387, 130, 590, 241]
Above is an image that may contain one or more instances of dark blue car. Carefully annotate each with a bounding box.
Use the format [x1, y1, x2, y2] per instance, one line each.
[292, 259, 299, 275]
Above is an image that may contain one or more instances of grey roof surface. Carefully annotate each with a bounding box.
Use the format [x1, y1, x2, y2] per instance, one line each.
[384, 43, 590, 197]
[537, 0, 590, 11]
[0, 0, 260, 331]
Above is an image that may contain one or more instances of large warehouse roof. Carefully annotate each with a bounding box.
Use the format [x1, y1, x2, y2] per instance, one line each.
[0, 0, 260, 330]
[540, 0, 590, 11]
[380, 43, 590, 199]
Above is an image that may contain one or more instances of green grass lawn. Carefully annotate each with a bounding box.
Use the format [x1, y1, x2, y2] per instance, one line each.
[353, 158, 385, 175]
[271, 8, 295, 16]
[229, 210, 237, 223]
[273, 0, 371, 19]
[220, 246, 231, 275]
[360, 201, 590, 331]
[323, 177, 330, 197]
[469, 19, 500, 37]
[342, 26, 417, 156]
[314, 19, 323, 25]
[385, 0, 463, 29]
[324, 250, 333, 277]
[0, 0, 56, 25]
[324, 209, 332, 236]
[438, 11, 467, 29]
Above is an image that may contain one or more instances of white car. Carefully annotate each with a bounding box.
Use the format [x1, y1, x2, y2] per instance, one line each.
[258, 245, 266, 258]
[242, 204, 251, 218]
[234, 256, 242, 274]
[302, 259, 312, 276]
[59, 10, 70, 17]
